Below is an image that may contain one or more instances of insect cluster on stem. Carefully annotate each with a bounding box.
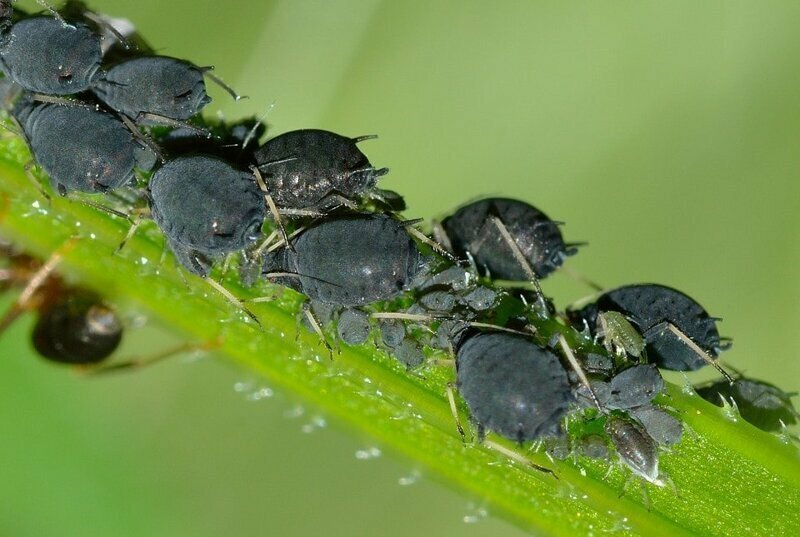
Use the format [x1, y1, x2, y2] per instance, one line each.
[0, 0, 795, 502]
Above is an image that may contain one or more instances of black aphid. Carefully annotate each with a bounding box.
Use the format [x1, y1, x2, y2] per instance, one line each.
[253, 129, 391, 212]
[92, 56, 214, 122]
[0, 3, 103, 95]
[574, 365, 665, 411]
[696, 377, 799, 432]
[455, 330, 573, 443]
[568, 284, 730, 375]
[263, 214, 423, 307]
[149, 155, 266, 276]
[630, 405, 683, 447]
[440, 197, 577, 281]
[14, 98, 149, 194]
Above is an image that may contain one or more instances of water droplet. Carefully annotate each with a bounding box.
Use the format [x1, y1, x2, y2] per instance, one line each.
[398, 470, 421, 486]
[283, 405, 304, 419]
[462, 503, 488, 524]
[89, 233, 96, 239]
[139, 257, 149, 265]
[355, 447, 381, 460]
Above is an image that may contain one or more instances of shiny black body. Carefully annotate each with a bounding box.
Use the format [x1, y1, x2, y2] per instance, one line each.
[149, 155, 266, 276]
[263, 214, 423, 306]
[568, 284, 724, 371]
[455, 331, 573, 442]
[253, 129, 388, 211]
[441, 198, 575, 280]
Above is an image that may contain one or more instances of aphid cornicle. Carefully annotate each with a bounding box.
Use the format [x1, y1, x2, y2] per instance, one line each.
[0, 3, 103, 95]
[440, 197, 577, 281]
[568, 284, 729, 373]
[252, 129, 391, 212]
[148, 155, 266, 277]
[262, 214, 424, 307]
[455, 330, 573, 443]
[13, 98, 149, 194]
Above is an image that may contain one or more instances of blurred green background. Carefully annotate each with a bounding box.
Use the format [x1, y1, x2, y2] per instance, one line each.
[1, 1, 799, 535]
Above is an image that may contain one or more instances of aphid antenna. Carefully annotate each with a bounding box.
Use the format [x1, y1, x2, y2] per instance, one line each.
[203, 277, 263, 331]
[482, 439, 558, 478]
[114, 213, 144, 254]
[445, 382, 467, 444]
[0, 237, 76, 333]
[35, 0, 74, 29]
[240, 102, 275, 152]
[31, 93, 94, 109]
[351, 134, 379, 144]
[371, 312, 450, 322]
[661, 323, 735, 385]
[556, 333, 604, 412]
[558, 264, 604, 292]
[468, 321, 531, 337]
[488, 214, 549, 315]
[72, 197, 132, 221]
[198, 66, 247, 102]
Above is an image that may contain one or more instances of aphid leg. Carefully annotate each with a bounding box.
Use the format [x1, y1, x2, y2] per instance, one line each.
[198, 66, 247, 101]
[250, 165, 293, 253]
[639, 480, 653, 511]
[445, 382, 467, 444]
[240, 102, 275, 152]
[219, 253, 235, 281]
[557, 334, 603, 411]
[430, 220, 454, 252]
[115, 211, 145, 254]
[559, 264, 604, 292]
[488, 215, 549, 315]
[203, 277, 263, 331]
[119, 114, 164, 163]
[70, 197, 131, 221]
[483, 439, 558, 478]
[658, 322, 735, 384]
[302, 302, 334, 359]
[23, 161, 52, 202]
[0, 238, 75, 334]
[404, 224, 459, 264]
[86, 337, 222, 374]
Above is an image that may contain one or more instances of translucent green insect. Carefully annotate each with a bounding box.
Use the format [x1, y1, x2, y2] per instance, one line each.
[596, 311, 645, 360]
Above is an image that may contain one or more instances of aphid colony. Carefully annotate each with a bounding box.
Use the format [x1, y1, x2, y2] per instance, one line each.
[0, 0, 796, 493]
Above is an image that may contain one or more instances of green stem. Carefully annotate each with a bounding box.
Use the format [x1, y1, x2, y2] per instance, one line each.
[0, 137, 798, 536]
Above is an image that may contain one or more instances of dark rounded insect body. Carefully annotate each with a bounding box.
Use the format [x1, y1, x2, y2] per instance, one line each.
[0, 16, 102, 95]
[441, 198, 576, 281]
[263, 214, 423, 307]
[605, 415, 662, 485]
[14, 100, 142, 194]
[253, 129, 389, 211]
[455, 331, 573, 443]
[149, 155, 266, 276]
[33, 291, 122, 364]
[696, 377, 799, 432]
[92, 56, 211, 121]
[569, 284, 725, 372]
[0, 246, 122, 366]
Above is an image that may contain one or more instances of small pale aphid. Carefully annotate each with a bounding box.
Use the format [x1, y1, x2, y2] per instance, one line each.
[605, 415, 664, 487]
[596, 311, 645, 360]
